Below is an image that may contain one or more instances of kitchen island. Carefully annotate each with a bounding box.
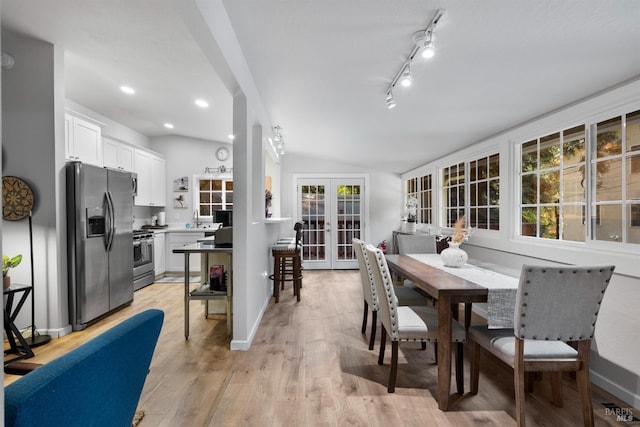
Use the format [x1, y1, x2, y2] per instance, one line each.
[172, 236, 232, 340]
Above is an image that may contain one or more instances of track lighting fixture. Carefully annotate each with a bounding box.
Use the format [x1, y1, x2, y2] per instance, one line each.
[273, 126, 285, 156]
[384, 9, 445, 108]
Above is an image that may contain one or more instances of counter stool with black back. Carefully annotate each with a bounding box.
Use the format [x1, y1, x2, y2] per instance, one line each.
[270, 222, 304, 303]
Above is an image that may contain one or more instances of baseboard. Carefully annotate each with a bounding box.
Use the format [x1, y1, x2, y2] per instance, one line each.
[230, 295, 270, 351]
[591, 369, 640, 410]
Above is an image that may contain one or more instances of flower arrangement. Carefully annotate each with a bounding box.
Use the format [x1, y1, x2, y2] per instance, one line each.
[3, 254, 22, 277]
[450, 216, 471, 244]
[405, 196, 418, 223]
[265, 189, 273, 208]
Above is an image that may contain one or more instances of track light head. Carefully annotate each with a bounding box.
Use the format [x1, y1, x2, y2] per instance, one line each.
[385, 92, 396, 109]
[399, 66, 412, 87]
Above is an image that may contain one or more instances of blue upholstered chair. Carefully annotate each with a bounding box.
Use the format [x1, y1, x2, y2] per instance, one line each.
[365, 244, 466, 393]
[5, 309, 164, 427]
[353, 238, 428, 350]
[468, 265, 615, 427]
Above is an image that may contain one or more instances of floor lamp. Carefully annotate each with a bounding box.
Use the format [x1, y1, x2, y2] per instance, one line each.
[25, 210, 51, 347]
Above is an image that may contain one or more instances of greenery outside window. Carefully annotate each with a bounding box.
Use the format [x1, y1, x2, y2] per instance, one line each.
[520, 125, 586, 241]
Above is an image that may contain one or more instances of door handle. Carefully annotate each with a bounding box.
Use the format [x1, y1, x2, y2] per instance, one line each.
[105, 191, 115, 251]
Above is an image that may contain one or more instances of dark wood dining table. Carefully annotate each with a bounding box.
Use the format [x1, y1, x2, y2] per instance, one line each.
[385, 254, 488, 411]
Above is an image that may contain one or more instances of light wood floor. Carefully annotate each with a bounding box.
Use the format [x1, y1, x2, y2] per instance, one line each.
[4, 270, 636, 426]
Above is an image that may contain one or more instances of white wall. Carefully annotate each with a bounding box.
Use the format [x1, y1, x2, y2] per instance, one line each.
[280, 153, 402, 247]
[2, 30, 68, 336]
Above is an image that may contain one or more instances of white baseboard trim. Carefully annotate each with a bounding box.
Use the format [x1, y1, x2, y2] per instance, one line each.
[230, 295, 270, 351]
[591, 370, 640, 410]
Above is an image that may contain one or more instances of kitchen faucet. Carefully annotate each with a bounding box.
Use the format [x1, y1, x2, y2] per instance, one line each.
[194, 209, 202, 228]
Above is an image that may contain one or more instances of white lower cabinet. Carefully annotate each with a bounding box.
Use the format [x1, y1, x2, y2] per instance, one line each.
[154, 232, 166, 277]
[167, 232, 204, 273]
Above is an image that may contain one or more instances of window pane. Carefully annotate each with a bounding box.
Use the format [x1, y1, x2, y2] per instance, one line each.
[563, 165, 585, 202]
[562, 204, 585, 242]
[521, 207, 537, 236]
[478, 208, 488, 229]
[540, 206, 559, 239]
[595, 159, 622, 201]
[225, 181, 233, 191]
[200, 193, 210, 203]
[540, 133, 561, 169]
[521, 174, 537, 204]
[596, 117, 622, 158]
[489, 154, 500, 178]
[489, 207, 499, 230]
[626, 155, 640, 199]
[629, 205, 640, 244]
[627, 110, 640, 153]
[477, 157, 488, 179]
[593, 204, 622, 242]
[469, 160, 477, 181]
[540, 170, 560, 204]
[469, 183, 477, 206]
[563, 125, 586, 166]
[522, 140, 537, 172]
[212, 180, 222, 191]
[489, 180, 499, 205]
[478, 181, 487, 205]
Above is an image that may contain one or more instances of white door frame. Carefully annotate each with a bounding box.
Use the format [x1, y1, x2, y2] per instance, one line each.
[293, 174, 370, 269]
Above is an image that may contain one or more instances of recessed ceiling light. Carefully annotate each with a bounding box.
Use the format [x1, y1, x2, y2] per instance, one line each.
[164, 123, 174, 129]
[120, 86, 135, 95]
[228, 134, 235, 140]
[195, 99, 209, 108]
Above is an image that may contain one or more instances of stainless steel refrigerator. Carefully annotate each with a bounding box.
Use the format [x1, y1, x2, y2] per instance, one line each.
[66, 161, 135, 330]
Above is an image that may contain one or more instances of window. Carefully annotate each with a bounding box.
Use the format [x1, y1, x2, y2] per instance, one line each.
[405, 174, 433, 224]
[442, 162, 465, 227]
[520, 125, 586, 241]
[469, 154, 500, 230]
[442, 154, 500, 229]
[197, 178, 233, 217]
[518, 108, 640, 245]
[592, 109, 640, 244]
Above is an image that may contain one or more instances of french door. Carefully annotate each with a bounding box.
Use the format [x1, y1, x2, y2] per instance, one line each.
[297, 177, 366, 269]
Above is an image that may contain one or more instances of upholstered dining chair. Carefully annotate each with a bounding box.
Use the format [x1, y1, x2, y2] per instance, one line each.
[353, 238, 429, 350]
[364, 244, 466, 393]
[396, 233, 438, 254]
[468, 265, 615, 427]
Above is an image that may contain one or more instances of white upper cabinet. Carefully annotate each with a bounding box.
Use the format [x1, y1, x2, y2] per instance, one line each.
[103, 138, 134, 172]
[134, 148, 166, 207]
[65, 114, 103, 166]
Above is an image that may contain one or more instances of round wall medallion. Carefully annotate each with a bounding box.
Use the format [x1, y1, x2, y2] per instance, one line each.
[216, 147, 230, 161]
[2, 176, 35, 221]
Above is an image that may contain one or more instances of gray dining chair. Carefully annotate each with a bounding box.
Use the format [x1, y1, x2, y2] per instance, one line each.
[396, 233, 438, 254]
[353, 238, 428, 350]
[468, 265, 615, 427]
[365, 244, 466, 393]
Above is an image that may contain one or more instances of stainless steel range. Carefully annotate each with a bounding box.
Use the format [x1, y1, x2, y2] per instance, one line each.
[133, 229, 155, 290]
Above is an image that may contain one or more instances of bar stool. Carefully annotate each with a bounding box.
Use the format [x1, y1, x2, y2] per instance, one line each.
[270, 222, 303, 303]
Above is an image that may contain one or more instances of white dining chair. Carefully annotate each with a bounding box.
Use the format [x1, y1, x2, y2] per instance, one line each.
[365, 244, 466, 393]
[468, 265, 615, 427]
[353, 238, 428, 350]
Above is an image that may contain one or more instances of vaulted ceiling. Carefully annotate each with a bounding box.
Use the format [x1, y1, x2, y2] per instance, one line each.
[3, 0, 640, 173]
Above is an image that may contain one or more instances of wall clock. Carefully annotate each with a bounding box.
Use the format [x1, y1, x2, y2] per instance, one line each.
[216, 147, 230, 161]
[2, 176, 35, 221]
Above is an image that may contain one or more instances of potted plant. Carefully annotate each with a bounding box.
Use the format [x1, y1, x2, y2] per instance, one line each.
[405, 196, 418, 233]
[3, 254, 22, 289]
